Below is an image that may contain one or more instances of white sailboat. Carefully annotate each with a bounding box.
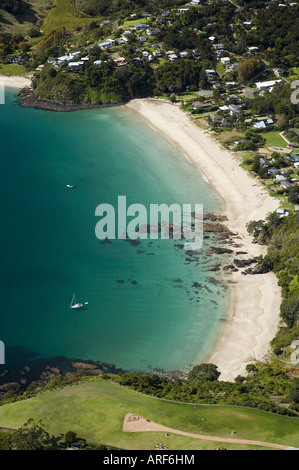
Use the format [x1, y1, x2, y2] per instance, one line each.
[70, 293, 83, 309]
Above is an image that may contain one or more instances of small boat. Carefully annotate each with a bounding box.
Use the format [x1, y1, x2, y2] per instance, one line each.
[70, 293, 83, 309]
[66, 184, 74, 188]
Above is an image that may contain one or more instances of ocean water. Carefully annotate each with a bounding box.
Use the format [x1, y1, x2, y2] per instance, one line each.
[0, 89, 231, 373]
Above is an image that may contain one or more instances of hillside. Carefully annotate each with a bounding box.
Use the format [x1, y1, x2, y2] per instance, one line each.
[0, 379, 298, 450]
[0, 1, 53, 35]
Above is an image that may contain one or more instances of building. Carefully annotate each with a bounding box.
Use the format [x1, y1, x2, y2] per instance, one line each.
[255, 80, 282, 90]
[98, 39, 116, 49]
[68, 61, 84, 71]
[276, 174, 287, 183]
[273, 68, 283, 78]
[205, 69, 217, 77]
[248, 46, 259, 53]
[280, 181, 292, 190]
[220, 57, 230, 65]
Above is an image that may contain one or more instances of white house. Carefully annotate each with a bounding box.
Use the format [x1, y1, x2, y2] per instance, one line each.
[213, 43, 224, 51]
[256, 80, 282, 90]
[220, 57, 230, 65]
[68, 61, 84, 71]
[276, 209, 289, 218]
[205, 69, 217, 77]
[98, 39, 116, 49]
[275, 174, 287, 183]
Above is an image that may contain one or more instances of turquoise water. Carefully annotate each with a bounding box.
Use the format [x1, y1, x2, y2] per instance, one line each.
[0, 89, 230, 373]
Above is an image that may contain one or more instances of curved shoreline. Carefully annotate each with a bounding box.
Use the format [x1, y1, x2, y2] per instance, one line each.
[2, 78, 282, 381]
[125, 98, 282, 381]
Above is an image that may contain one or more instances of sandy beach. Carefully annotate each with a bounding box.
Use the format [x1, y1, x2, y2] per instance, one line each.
[0, 75, 32, 89]
[125, 98, 282, 381]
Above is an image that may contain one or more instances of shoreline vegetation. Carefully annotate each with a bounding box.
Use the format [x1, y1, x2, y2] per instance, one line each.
[1, 75, 282, 382]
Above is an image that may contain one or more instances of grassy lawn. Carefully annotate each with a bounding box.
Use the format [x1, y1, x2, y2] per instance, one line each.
[0, 380, 298, 450]
[0, 64, 25, 75]
[42, 0, 101, 34]
[264, 132, 288, 148]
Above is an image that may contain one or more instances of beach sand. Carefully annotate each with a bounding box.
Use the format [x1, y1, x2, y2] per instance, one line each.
[0, 75, 32, 90]
[125, 98, 282, 381]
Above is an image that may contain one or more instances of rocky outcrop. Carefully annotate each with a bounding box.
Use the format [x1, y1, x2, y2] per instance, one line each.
[18, 89, 127, 112]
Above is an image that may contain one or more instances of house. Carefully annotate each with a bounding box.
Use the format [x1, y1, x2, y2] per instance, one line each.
[280, 181, 292, 190]
[132, 57, 143, 64]
[220, 57, 230, 65]
[273, 68, 283, 78]
[114, 57, 126, 66]
[213, 43, 224, 51]
[98, 39, 116, 49]
[153, 50, 162, 58]
[268, 167, 279, 175]
[205, 69, 217, 77]
[146, 28, 159, 36]
[93, 60, 102, 66]
[248, 46, 259, 53]
[219, 104, 241, 115]
[193, 101, 212, 111]
[225, 81, 237, 88]
[137, 36, 147, 43]
[119, 36, 129, 44]
[275, 174, 287, 183]
[255, 80, 282, 90]
[253, 121, 266, 129]
[180, 51, 188, 58]
[134, 23, 148, 30]
[209, 114, 228, 126]
[276, 208, 289, 218]
[294, 162, 299, 169]
[68, 61, 84, 71]
[168, 53, 178, 62]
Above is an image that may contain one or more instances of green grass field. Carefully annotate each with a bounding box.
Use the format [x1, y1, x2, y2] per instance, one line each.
[0, 64, 25, 75]
[42, 0, 101, 35]
[264, 132, 288, 148]
[0, 380, 298, 450]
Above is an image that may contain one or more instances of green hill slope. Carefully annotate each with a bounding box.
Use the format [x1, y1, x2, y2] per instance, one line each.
[0, 380, 298, 450]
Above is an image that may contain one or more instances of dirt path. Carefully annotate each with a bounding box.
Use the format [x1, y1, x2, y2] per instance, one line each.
[123, 414, 293, 450]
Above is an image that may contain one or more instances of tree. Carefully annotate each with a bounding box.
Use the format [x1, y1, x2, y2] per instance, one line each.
[64, 431, 77, 448]
[246, 219, 265, 239]
[187, 363, 220, 383]
[288, 383, 299, 404]
[236, 58, 263, 83]
[280, 297, 299, 327]
[11, 419, 62, 450]
[288, 186, 299, 204]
